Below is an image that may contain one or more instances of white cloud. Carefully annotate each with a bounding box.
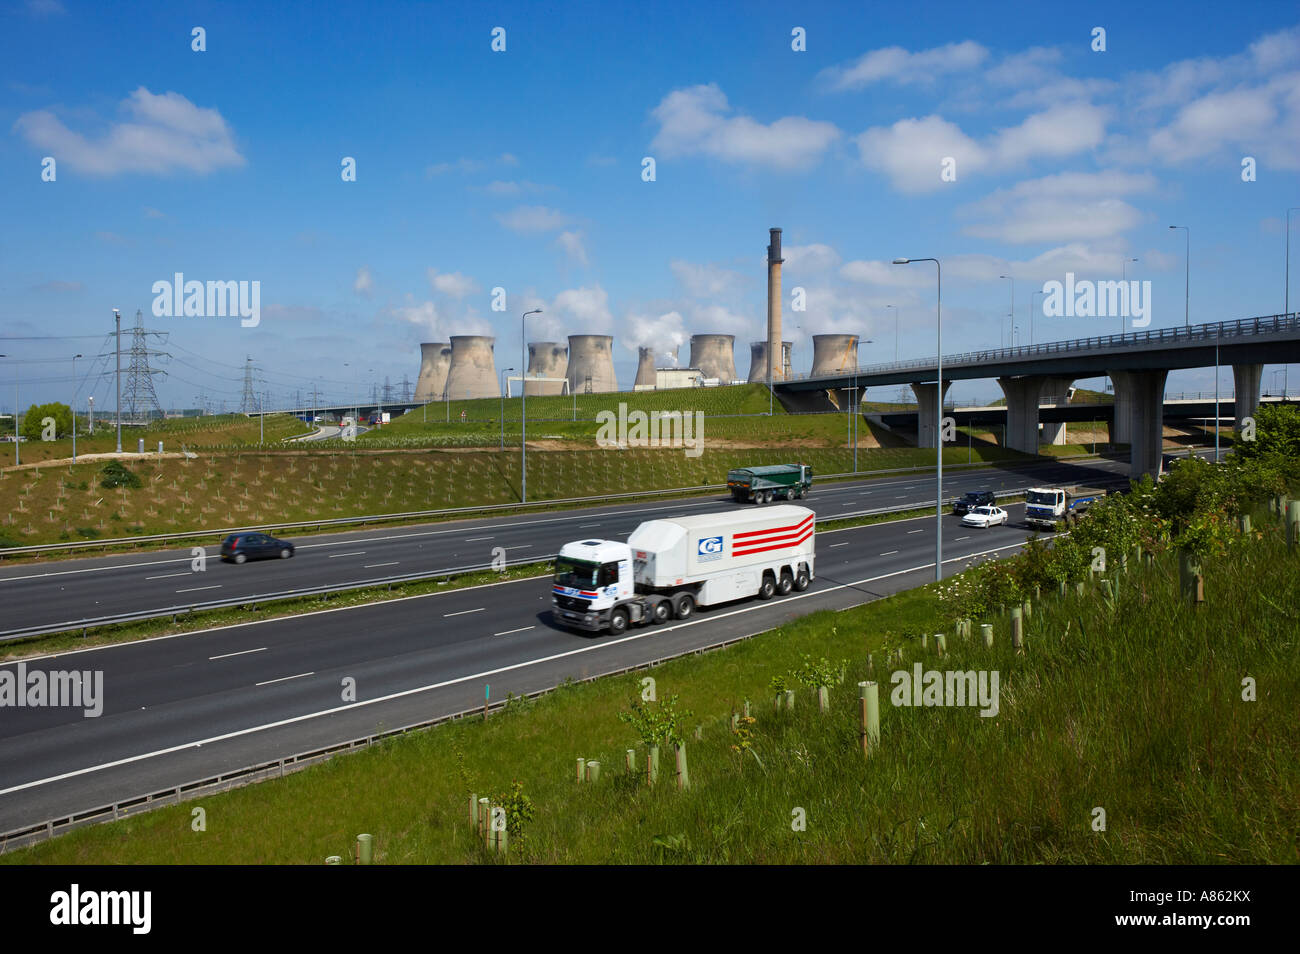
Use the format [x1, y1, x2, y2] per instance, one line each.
[14, 87, 245, 176]
[650, 84, 840, 171]
[840, 258, 937, 289]
[426, 269, 478, 298]
[623, 309, 688, 356]
[143, 206, 167, 219]
[478, 179, 549, 196]
[425, 153, 518, 177]
[855, 103, 1108, 193]
[959, 170, 1156, 244]
[550, 286, 613, 332]
[782, 243, 842, 273]
[557, 231, 589, 266]
[1147, 85, 1284, 164]
[354, 266, 374, 296]
[495, 205, 571, 233]
[820, 41, 989, 90]
[670, 259, 745, 298]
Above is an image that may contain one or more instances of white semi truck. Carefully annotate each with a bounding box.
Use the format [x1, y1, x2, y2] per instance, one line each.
[552, 505, 815, 634]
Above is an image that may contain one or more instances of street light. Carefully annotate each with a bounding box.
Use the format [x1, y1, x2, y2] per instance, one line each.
[0, 354, 14, 466]
[71, 354, 82, 462]
[1121, 258, 1138, 337]
[888, 304, 899, 362]
[499, 367, 515, 450]
[851, 340, 874, 473]
[894, 257, 943, 583]
[999, 275, 1014, 348]
[1169, 226, 1189, 327]
[520, 309, 543, 503]
[88, 395, 94, 435]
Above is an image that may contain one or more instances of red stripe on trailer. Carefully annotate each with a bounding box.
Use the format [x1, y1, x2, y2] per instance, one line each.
[731, 517, 816, 550]
[732, 527, 815, 556]
[731, 513, 814, 541]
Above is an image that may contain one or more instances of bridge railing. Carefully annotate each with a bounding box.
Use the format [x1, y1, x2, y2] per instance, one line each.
[788, 312, 1299, 385]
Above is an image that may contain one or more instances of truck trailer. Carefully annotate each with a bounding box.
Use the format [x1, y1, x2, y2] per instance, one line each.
[1024, 485, 1109, 530]
[552, 505, 815, 634]
[726, 464, 813, 504]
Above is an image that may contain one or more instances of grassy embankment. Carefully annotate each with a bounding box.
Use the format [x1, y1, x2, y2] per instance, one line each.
[0, 385, 1030, 550]
[9, 503, 1294, 864]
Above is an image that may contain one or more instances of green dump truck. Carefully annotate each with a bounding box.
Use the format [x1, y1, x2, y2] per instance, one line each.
[727, 463, 814, 504]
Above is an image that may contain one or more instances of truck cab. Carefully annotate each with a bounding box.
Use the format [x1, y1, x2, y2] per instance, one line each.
[552, 539, 635, 631]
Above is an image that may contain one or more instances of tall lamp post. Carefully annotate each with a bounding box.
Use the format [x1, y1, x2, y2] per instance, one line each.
[851, 340, 874, 473]
[71, 353, 82, 462]
[1169, 226, 1189, 327]
[1120, 258, 1138, 337]
[499, 367, 515, 450]
[999, 275, 1014, 348]
[113, 308, 122, 454]
[520, 309, 543, 503]
[88, 395, 94, 435]
[1, 354, 14, 466]
[894, 257, 943, 583]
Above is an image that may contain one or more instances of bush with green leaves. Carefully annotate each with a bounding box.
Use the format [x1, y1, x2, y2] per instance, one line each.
[491, 779, 536, 842]
[100, 460, 142, 489]
[618, 693, 693, 748]
[788, 654, 847, 690]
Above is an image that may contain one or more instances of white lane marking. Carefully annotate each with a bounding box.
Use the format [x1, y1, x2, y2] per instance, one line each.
[859, 492, 872, 495]
[830, 542, 850, 548]
[579, 523, 601, 528]
[146, 572, 191, 580]
[328, 551, 366, 558]
[0, 540, 1033, 797]
[176, 585, 221, 593]
[894, 495, 907, 499]
[956, 535, 970, 540]
[907, 529, 924, 534]
[364, 562, 399, 569]
[255, 671, 315, 687]
[503, 545, 531, 550]
[494, 626, 534, 636]
[465, 536, 494, 542]
[879, 550, 898, 556]
[444, 607, 485, 617]
[209, 647, 267, 661]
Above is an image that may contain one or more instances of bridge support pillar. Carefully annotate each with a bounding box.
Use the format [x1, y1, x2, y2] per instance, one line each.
[1126, 369, 1169, 479]
[1232, 363, 1262, 427]
[1108, 371, 1134, 444]
[910, 380, 951, 448]
[1040, 376, 1075, 445]
[997, 376, 1047, 454]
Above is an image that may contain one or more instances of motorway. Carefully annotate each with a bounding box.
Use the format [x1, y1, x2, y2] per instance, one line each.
[0, 455, 1132, 638]
[0, 454, 1133, 835]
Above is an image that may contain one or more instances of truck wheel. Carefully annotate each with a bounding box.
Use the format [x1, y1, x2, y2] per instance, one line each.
[777, 570, 794, 595]
[671, 593, 695, 620]
[651, 600, 671, 624]
[793, 565, 811, 591]
[609, 608, 629, 635]
[758, 573, 776, 600]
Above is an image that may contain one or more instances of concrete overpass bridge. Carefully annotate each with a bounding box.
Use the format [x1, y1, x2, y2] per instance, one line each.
[778, 313, 1300, 476]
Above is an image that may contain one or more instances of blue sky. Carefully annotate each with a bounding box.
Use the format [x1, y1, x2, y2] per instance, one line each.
[2, 0, 1298, 411]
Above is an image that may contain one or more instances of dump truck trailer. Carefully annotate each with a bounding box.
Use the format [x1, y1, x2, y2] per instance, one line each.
[552, 505, 816, 634]
[726, 464, 813, 504]
[1024, 485, 1109, 530]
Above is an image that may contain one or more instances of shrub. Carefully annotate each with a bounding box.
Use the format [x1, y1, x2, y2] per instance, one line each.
[100, 461, 142, 489]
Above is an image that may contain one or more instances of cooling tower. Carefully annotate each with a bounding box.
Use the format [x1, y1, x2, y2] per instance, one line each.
[767, 228, 784, 383]
[690, 334, 737, 383]
[635, 347, 657, 388]
[811, 334, 860, 375]
[525, 341, 568, 395]
[414, 342, 452, 402]
[748, 341, 791, 383]
[444, 335, 499, 400]
[566, 335, 617, 393]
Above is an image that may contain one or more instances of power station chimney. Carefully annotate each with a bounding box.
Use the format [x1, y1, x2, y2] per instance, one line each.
[766, 227, 784, 386]
[690, 334, 737, 383]
[444, 335, 499, 400]
[634, 347, 657, 388]
[414, 342, 452, 402]
[525, 341, 568, 395]
[566, 334, 618, 393]
[749, 340, 791, 383]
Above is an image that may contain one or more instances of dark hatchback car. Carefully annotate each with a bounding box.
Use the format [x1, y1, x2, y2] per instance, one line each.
[952, 490, 996, 515]
[220, 532, 295, 563]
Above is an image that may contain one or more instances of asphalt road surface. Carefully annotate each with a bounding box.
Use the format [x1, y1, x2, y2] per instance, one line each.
[0, 454, 1132, 638]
